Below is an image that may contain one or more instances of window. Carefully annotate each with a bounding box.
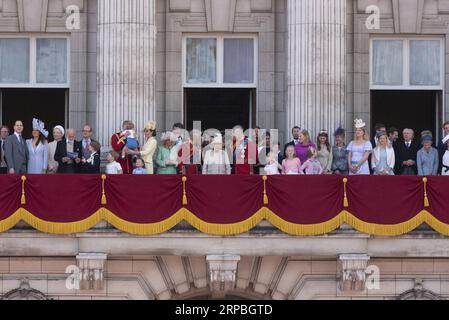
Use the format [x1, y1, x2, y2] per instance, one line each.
[186, 38, 217, 83]
[0, 39, 30, 83]
[0, 35, 69, 87]
[183, 35, 257, 87]
[36, 38, 68, 84]
[370, 38, 443, 90]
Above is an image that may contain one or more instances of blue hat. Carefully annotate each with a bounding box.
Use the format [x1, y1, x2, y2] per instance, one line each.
[422, 135, 432, 143]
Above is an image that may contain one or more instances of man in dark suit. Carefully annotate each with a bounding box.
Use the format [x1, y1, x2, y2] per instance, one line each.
[54, 128, 82, 174]
[283, 126, 301, 157]
[0, 125, 9, 174]
[394, 128, 420, 175]
[4, 120, 29, 174]
[371, 123, 387, 149]
[80, 125, 98, 160]
[437, 121, 449, 174]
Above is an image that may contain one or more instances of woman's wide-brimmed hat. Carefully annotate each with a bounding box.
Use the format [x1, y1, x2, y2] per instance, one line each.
[211, 134, 223, 145]
[53, 125, 65, 136]
[354, 119, 366, 129]
[422, 134, 433, 143]
[32, 118, 49, 138]
[144, 121, 157, 131]
[333, 127, 345, 137]
[161, 131, 176, 142]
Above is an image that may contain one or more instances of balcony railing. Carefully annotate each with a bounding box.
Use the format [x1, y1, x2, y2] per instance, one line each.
[0, 174, 448, 237]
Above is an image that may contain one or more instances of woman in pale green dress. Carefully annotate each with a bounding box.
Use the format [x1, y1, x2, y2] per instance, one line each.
[155, 132, 178, 174]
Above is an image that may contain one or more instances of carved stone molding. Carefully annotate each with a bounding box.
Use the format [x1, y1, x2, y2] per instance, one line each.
[438, 0, 449, 13]
[206, 255, 241, 298]
[205, 0, 237, 32]
[63, 0, 84, 12]
[392, 0, 425, 33]
[76, 253, 108, 291]
[2, 278, 48, 300]
[170, 0, 191, 12]
[250, 0, 272, 12]
[397, 279, 445, 300]
[338, 254, 370, 292]
[17, 0, 49, 32]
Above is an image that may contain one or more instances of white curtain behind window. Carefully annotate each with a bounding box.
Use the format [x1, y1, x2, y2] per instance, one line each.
[36, 38, 67, 83]
[410, 40, 441, 86]
[186, 38, 217, 83]
[224, 38, 254, 83]
[372, 40, 403, 86]
[0, 39, 29, 83]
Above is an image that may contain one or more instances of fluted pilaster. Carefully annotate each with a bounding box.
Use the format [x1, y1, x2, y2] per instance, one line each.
[287, 0, 346, 138]
[97, 0, 156, 148]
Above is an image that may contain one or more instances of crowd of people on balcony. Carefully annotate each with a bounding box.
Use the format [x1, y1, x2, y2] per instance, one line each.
[0, 117, 448, 176]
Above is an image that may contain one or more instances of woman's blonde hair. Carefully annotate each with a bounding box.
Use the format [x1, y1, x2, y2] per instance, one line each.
[300, 130, 311, 144]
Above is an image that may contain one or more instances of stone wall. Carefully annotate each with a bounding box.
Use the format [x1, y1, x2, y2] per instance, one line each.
[1, 255, 448, 300]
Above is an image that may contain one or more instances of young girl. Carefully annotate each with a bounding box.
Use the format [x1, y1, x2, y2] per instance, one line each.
[263, 151, 282, 175]
[106, 150, 123, 174]
[133, 158, 147, 175]
[281, 145, 301, 174]
[299, 147, 323, 175]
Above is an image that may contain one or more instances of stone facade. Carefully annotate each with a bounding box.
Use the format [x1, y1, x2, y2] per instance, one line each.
[1, 229, 449, 300]
[2, 0, 449, 300]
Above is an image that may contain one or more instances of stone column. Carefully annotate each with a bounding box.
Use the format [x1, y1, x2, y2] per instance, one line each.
[97, 0, 156, 148]
[286, 0, 346, 138]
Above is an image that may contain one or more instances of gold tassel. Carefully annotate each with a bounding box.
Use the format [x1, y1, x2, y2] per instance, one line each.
[20, 176, 26, 205]
[101, 175, 107, 205]
[343, 178, 349, 208]
[182, 176, 188, 205]
[262, 175, 269, 205]
[423, 177, 429, 208]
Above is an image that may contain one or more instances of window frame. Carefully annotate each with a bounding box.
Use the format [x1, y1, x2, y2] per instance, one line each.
[369, 36, 444, 90]
[0, 34, 70, 88]
[182, 34, 258, 88]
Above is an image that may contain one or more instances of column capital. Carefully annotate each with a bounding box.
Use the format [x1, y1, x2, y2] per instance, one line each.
[338, 254, 370, 292]
[76, 253, 108, 290]
[206, 255, 241, 298]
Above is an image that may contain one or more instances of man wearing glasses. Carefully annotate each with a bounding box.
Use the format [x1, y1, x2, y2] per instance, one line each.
[80, 125, 97, 161]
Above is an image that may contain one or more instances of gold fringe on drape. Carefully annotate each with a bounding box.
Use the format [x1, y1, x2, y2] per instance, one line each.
[0, 208, 448, 236]
[21, 176, 27, 205]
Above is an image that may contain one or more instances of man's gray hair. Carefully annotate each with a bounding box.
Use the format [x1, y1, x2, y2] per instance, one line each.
[403, 128, 414, 135]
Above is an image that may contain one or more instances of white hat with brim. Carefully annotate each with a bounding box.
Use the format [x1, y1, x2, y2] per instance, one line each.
[161, 131, 176, 142]
[211, 134, 223, 145]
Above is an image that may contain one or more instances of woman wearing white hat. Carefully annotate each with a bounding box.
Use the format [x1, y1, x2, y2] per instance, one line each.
[202, 134, 231, 175]
[47, 125, 64, 174]
[26, 118, 49, 174]
[126, 121, 157, 174]
[347, 119, 373, 175]
[155, 131, 179, 174]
